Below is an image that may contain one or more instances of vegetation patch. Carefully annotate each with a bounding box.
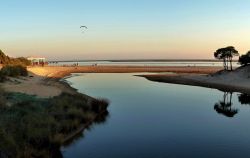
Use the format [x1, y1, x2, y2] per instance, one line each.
[239, 51, 250, 66]
[0, 50, 30, 82]
[1, 65, 28, 77]
[0, 92, 109, 158]
[0, 50, 31, 66]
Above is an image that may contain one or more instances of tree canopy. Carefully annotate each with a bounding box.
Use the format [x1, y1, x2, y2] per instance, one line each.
[214, 46, 239, 70]
[239, 51, 250, 66]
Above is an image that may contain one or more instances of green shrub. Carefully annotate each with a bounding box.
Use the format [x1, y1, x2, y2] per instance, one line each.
[0, 71, 6, 82]
[239, 51, 250, 66]
[0, 92, 109, 157]
[1, 65, 28, 77]
[15, 57, 31, 66]
[0, 50, 30, 66]
[91, 98, 109, 113]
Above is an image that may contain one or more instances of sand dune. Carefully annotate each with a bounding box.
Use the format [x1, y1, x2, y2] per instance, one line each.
[1, 73, 62, 98]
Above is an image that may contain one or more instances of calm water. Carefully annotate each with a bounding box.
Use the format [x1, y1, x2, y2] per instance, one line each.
[62, 73, 250, 158]
[50, 61, 239, 67]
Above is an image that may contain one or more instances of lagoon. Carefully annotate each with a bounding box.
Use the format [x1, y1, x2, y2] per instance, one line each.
[62, 73, 250, 158]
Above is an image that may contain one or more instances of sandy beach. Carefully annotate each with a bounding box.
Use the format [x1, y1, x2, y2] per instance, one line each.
[141, 66, 250, 94]
[0, 65, 221, 98]
[28, 65, 221, 77]
[2, 65, 248, 98]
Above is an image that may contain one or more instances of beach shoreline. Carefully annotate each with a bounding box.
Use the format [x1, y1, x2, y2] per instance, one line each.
[34, 65, 222, 76]
[140, 66, 250, 94]
[4, 65, 248, 99]
[0, 65, 222, 98]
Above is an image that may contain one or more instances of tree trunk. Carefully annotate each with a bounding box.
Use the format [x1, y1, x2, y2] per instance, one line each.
[223, 58, 226, 70]
[230, 57, 233, 71]
[229, 92, 232, 105]
[223, 92, 227, 103]
[226, 58, 229, 70]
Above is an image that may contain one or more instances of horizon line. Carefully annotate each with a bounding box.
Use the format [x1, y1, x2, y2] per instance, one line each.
[48, 59, 239, 62]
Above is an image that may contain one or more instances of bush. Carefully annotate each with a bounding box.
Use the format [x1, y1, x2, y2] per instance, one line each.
[15, 57, 31, 66]
[1, 65, 28, 77]
[239, 52, 250, 66]
[0, 71, 6, 82]
[0, 50, 30, 66]
[0, 92, 110, 157]
[91, 98, 109, 113]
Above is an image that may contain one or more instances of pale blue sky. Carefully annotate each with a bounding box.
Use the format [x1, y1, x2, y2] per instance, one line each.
[1, 0, 250, 60]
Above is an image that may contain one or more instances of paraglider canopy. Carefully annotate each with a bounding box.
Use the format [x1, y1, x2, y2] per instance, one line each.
[80, 26, 88, 33]
[80, 26, 88, 29]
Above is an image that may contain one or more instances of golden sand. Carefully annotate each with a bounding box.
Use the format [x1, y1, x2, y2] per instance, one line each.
[1, 66, 221, 98]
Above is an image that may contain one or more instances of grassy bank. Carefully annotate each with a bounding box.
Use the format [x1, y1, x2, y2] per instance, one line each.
[0, 91, 109, 158]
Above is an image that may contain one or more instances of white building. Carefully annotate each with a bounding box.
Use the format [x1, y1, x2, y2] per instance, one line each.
[27, 57, 46, 66]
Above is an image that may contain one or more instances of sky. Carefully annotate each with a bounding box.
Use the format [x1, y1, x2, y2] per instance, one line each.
[1, 0, 250, 60]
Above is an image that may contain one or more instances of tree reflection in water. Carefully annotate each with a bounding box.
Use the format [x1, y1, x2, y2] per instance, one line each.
[238, 93, 250, 105]
[214, 92, 238, 117]
[214, 91, 250, 117]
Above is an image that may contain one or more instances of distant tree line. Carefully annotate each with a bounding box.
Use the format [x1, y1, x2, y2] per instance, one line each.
[214, 46, 250, 70]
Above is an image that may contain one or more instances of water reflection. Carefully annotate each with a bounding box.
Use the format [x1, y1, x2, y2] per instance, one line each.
[63, 111, 109, 147]
[63, 73, 250, 158]
[214, 92, 250, 117]
[214, 92, 238, 117]
[238, 93, 250, 105]
[94, 111, 110, 124]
